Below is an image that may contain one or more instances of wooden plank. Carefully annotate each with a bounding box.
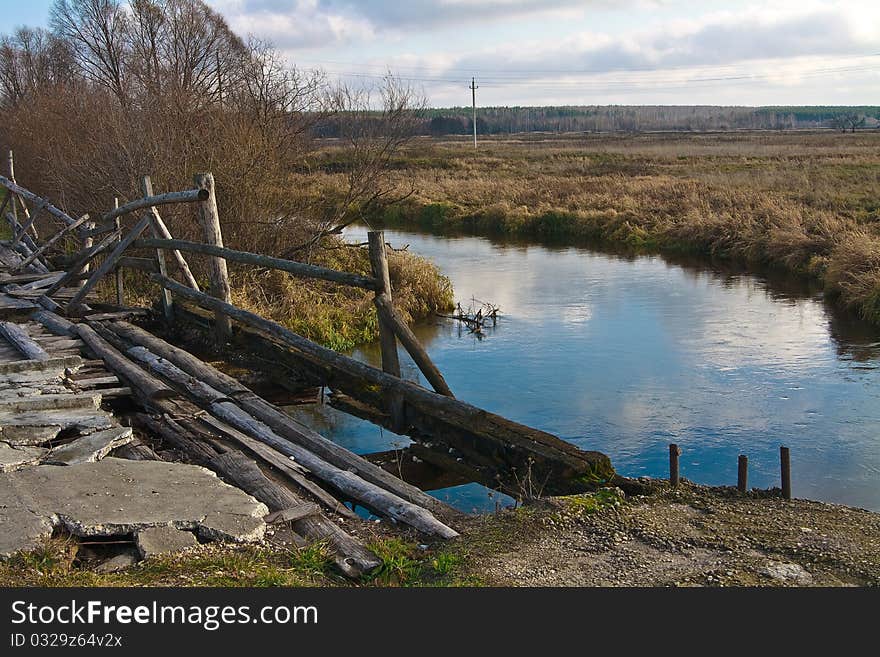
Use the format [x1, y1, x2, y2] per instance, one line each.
[264, 503, 321, 524]
[0, 392, 101, 413]
[9, 200, 45, 249]
[133, 238, 379, 291]
[14, 214, 90, 273]
[0, 321, 50, 360]
[0, 271, 65, 285]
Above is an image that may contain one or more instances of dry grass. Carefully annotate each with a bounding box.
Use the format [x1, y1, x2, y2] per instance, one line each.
[318, 131, 880, 323]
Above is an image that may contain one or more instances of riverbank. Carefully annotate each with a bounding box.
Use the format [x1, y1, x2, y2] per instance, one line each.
[310, 131, 880, 325]
[3, 481, 877, 586]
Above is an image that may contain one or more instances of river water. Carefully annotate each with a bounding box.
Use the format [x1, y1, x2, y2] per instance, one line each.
[288, 226, 880, 513]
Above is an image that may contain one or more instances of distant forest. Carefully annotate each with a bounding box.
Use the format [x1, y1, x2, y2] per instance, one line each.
[321, 105, 880, 137]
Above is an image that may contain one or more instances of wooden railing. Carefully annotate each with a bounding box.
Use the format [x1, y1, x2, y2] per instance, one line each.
[0, 158, 455, 409]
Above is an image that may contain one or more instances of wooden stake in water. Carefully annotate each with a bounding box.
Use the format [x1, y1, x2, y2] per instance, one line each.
[669, 443, 681, 487]
[737, 454, 748, 493]
[780, 446, 791, 500]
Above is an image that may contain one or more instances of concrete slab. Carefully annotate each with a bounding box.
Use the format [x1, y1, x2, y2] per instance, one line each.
[0, 442, 47, 472]
[0, 458, 268, 557]
[44, 426, 134, 465]
[136, 526, 199, 559]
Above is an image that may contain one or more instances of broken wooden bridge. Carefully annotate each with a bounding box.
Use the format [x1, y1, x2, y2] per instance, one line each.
[0, 158, 614, 576]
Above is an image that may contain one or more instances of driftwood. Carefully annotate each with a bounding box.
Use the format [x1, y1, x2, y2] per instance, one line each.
[102, 320, 453, 515]
[0, 321, 50, 360]
[155, 275, 615, 493]
[122, 343, 458, 538]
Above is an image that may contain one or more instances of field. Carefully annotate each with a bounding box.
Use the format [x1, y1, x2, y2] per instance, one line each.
[310, 130, 880, 324]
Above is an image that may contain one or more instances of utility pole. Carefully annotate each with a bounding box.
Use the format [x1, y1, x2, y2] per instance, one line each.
[469, 77, 479, 149]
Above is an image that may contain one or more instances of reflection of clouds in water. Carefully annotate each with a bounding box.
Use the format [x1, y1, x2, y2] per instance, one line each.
[337, 225, 880, 511]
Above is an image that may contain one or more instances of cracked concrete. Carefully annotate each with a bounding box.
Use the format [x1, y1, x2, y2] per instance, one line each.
[0, 458, 268, 557]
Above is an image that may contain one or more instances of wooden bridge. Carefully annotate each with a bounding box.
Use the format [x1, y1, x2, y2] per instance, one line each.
[0, 153, 614, 576]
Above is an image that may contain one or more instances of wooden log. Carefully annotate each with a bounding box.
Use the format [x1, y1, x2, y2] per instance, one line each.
[42, 228, 121, 298]
[102, 320, 454, 515]
[193, 173, 231, 342]
[0, 174, 78, 227]
[374, 293, 454, 397]
[132, 238, 379, 291]
[368, 231, 405, 431]
[118, 256, 159, 273]
[140, 177, 173, 322]
[155, 276, 615, 493]
[123, 342, 458, 538]
[31, 309, 77, 337]
[10, 200, 45, 249]
[133, 183, 199, 292]
[3, 212, 50, 272]
[74, 323, 173, 400]
[66, 215, 152, 312]
[79, 221, 118, 238]
[196, 412, 359, 520]
[0, 321, 50, 360]
[210, 451, 381, 578]
[112, 439, 160, 461]
[99, 187, 208, 225]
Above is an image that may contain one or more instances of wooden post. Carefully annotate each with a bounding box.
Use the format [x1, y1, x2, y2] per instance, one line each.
[368, 230, 405, 430]
[140, 177, 173, 322]
[780, 446, 791, 500]
[193, 173, 231, 343]
[737, 454, 748, 493]
[78, 221, 95, 288]
[669, 443, 681, 487]
[113, 198, 124, 305]
[6, 150, 36, 240]
[7, 151, 18, 227]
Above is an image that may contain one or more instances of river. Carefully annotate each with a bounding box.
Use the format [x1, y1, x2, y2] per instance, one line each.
[287, 226, 880, 514]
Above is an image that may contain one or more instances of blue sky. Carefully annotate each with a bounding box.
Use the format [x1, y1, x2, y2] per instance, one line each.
[3, 0, 879, 106]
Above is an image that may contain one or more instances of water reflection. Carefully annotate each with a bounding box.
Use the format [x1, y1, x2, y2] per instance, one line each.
[294, 225, 880, 512]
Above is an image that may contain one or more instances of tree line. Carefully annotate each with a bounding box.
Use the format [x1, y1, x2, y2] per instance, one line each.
[0, 0, 420, 256]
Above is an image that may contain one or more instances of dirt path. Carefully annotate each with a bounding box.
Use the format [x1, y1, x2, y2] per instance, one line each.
[455, 483, 880, 586]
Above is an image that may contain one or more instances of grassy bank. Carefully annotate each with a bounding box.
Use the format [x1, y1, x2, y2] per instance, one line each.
[310, 131, 880, 324]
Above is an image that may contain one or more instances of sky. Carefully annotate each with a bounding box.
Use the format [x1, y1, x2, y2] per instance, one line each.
[3, 0, 879, 107]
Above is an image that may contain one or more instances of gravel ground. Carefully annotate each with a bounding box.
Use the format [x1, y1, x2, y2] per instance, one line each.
[453, 481, 880, 587]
